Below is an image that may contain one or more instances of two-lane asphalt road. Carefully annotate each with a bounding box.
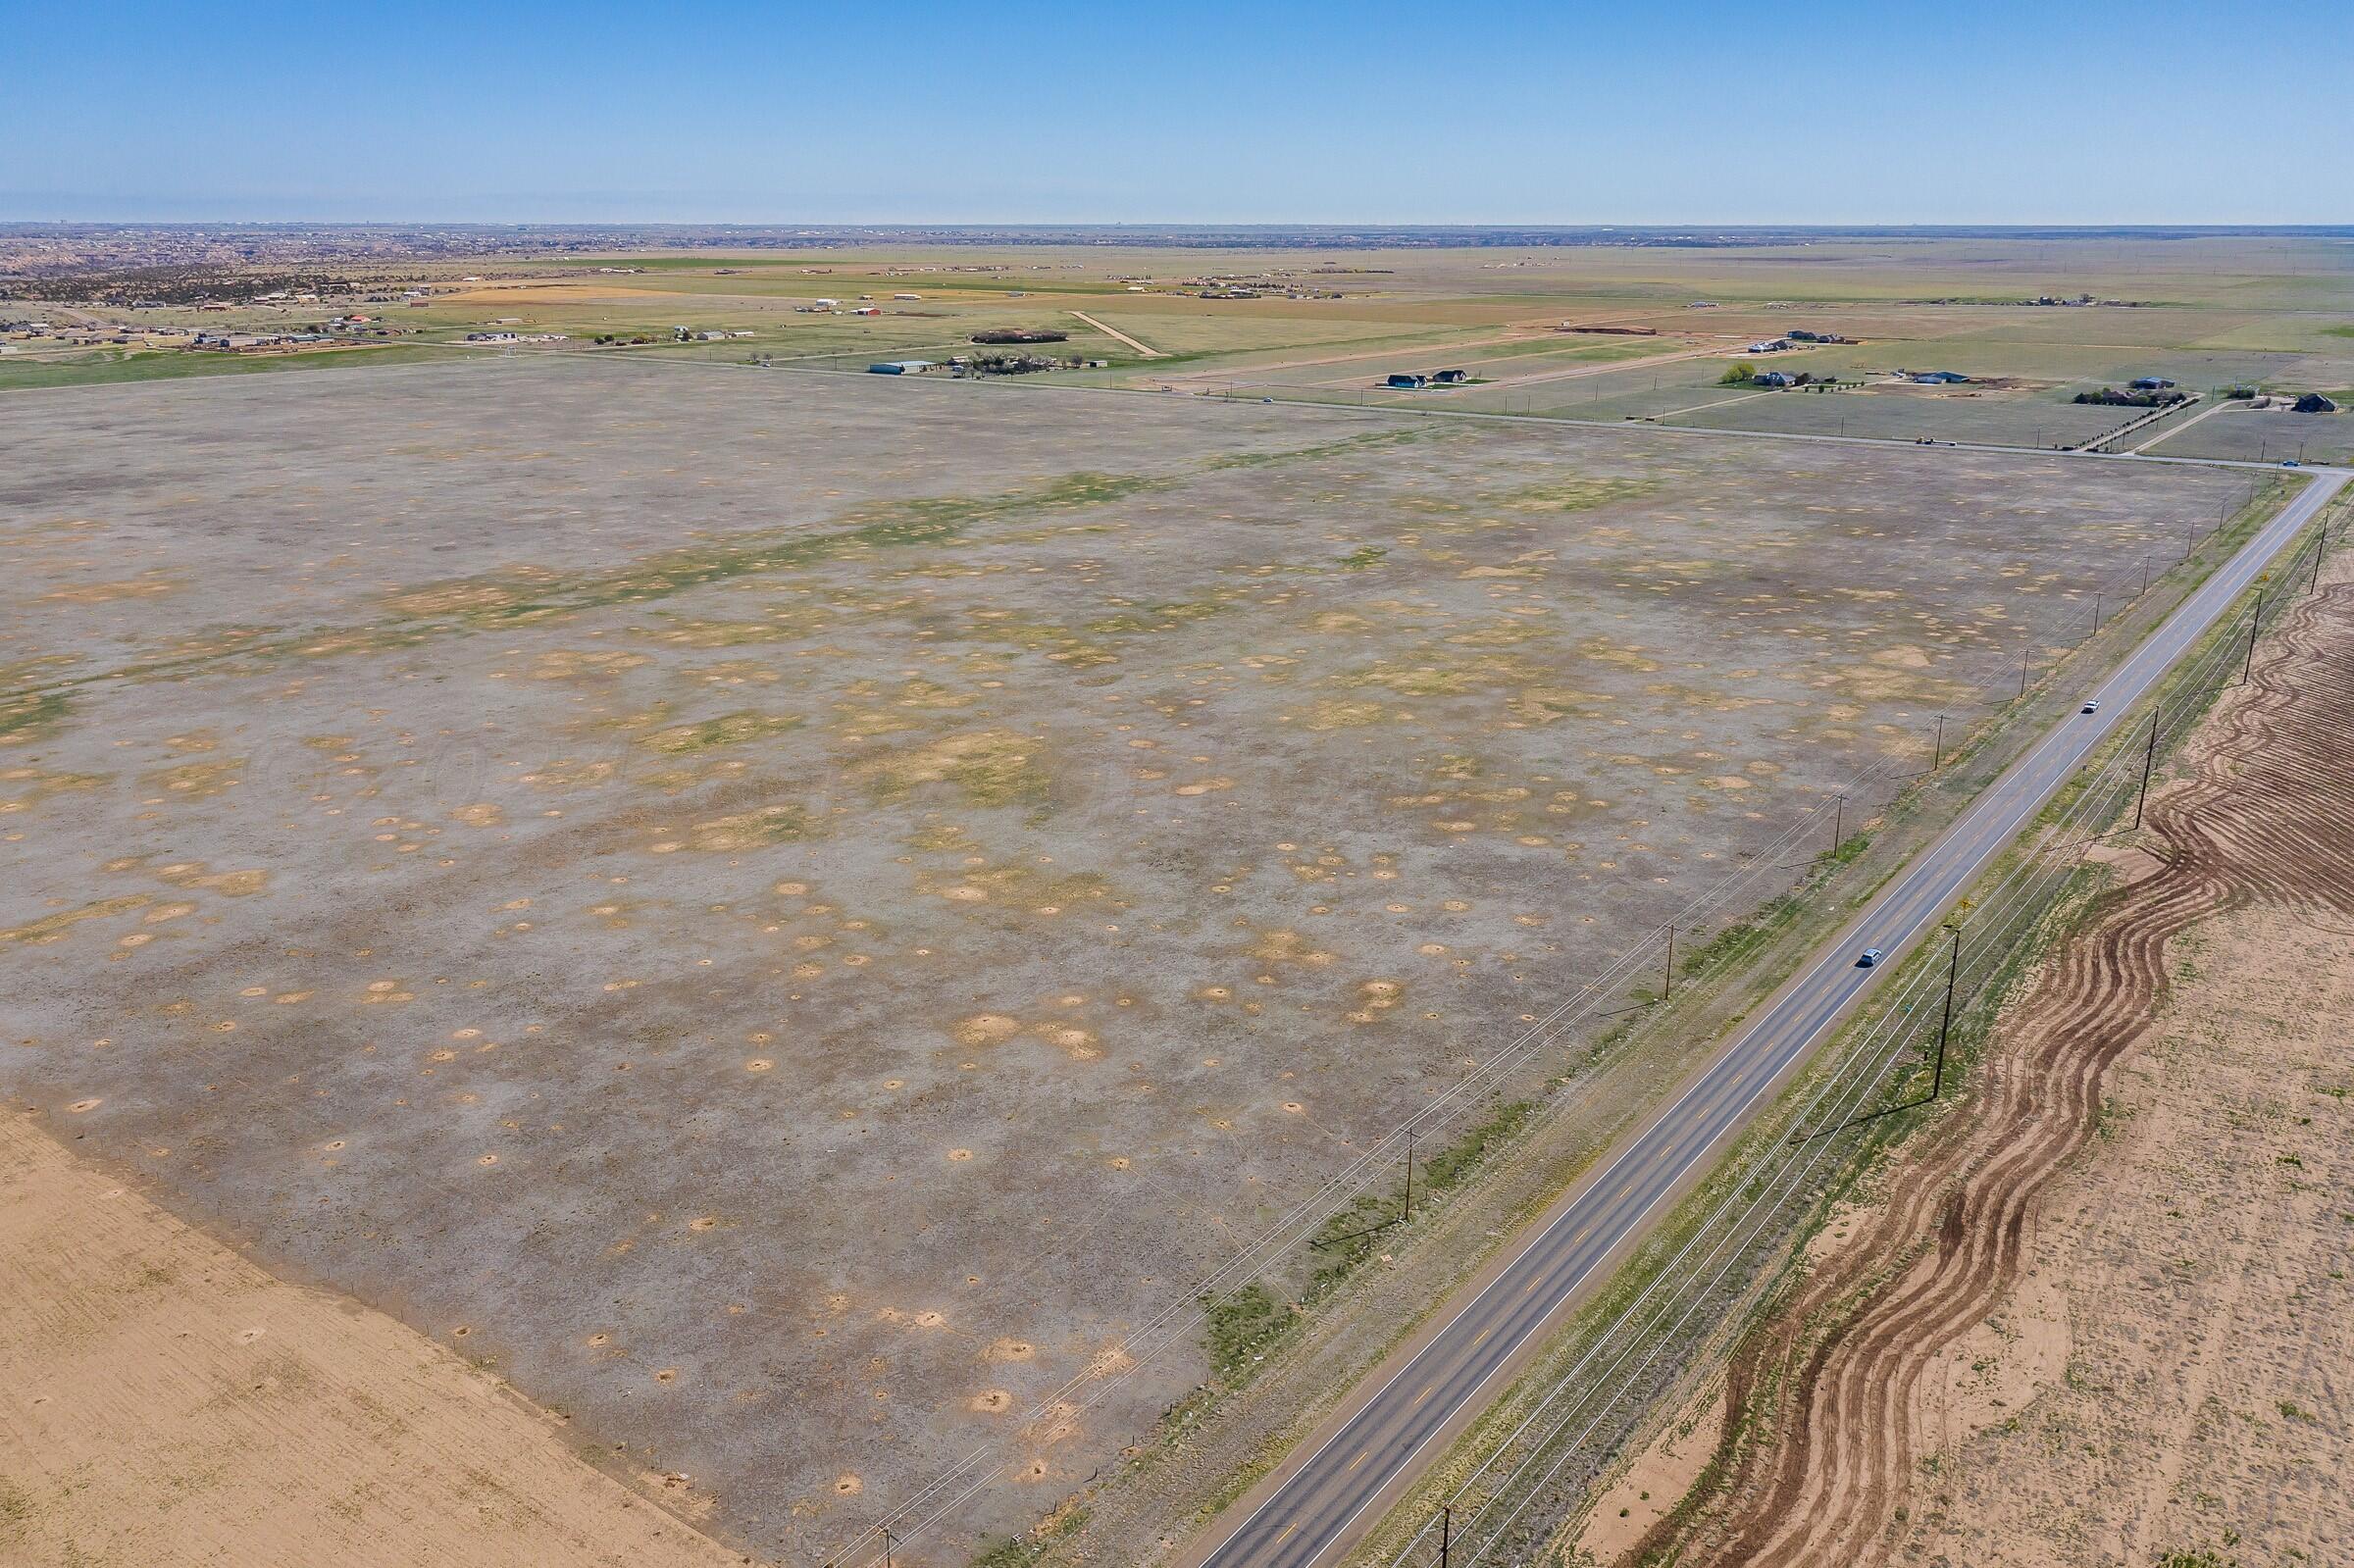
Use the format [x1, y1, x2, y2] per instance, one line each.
[1193, 467, 2348, 1568]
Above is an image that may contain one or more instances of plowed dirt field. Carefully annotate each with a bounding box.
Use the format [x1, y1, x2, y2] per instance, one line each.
[1636, 551, 2354, 1566]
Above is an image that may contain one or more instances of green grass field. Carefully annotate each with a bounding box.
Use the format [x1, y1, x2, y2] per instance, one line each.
[0, 342, 451, 391]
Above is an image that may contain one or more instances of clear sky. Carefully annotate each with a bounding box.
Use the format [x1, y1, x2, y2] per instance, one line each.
[5, 0, 2349, 226]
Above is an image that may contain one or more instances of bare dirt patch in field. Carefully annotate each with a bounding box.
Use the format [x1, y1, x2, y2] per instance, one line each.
[1577, 1383, 1728, 1563]
[440, 283, 685, 304]
[1879, 900, 2354, 1568]
[0, 1109, 745, 1568]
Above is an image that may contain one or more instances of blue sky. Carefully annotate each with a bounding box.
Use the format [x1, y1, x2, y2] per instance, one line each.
[5, 1, 2349, 225]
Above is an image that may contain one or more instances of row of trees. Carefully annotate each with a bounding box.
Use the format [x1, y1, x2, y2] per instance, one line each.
[2073, 386, 2189, 407]
[1721, 363, 1839, 387]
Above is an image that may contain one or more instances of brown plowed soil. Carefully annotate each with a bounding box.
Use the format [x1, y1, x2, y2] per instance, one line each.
[1639, 567, 2354, 1568]
[0, 1109, 749, 1568]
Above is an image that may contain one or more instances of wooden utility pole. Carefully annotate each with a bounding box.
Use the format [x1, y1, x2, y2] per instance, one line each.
[1931, 713, 1945, 770]
[1931, 926, 1960, 1101]
[2133, 710, 2161, 831]
[1439, 1505, 1452, 1568]
[2243, 590, 2266, 683]
[1402, 1131, 1415, 1223]
[1663, 924, 1675, 1000]
[1833, 793, 1845, 853]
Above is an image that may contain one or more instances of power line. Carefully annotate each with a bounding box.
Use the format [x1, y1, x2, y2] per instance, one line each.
[1387, 517, 2326, 1568]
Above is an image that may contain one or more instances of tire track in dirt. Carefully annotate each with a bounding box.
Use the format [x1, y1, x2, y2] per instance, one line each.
[1642, 572, 2354, 1568]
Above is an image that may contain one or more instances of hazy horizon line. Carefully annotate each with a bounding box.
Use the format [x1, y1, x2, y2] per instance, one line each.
[6, 217, 2351, 236]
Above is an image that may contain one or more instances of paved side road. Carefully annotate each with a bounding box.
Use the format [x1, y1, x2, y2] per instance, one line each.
[1190, 468, 2349, 1568]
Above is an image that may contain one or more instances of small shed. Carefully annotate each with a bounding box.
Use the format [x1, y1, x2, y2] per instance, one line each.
[1386, 373, 1427, 389]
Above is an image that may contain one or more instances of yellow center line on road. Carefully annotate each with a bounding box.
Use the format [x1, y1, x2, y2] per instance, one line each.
[1411, 1385, 1436, 1407]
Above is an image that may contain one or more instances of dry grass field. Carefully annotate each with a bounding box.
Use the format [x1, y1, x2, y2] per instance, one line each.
[0, 355, 2262, 1561]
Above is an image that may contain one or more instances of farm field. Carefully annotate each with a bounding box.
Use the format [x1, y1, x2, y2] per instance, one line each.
[1453, 352, 1764, 422]
[0, 339, 460, 391]
[1636, 545, 2354, 1568]
[1678, 383, 2138, 448]
[13, 233, 2353, 453]
[1228, 335, 1700, 386]
[2143, 403, 2354, 465]
[0, 355, 2259, 1563]
[1875, 901, 2354, 1568]
[0, 1105, 745, 1568]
